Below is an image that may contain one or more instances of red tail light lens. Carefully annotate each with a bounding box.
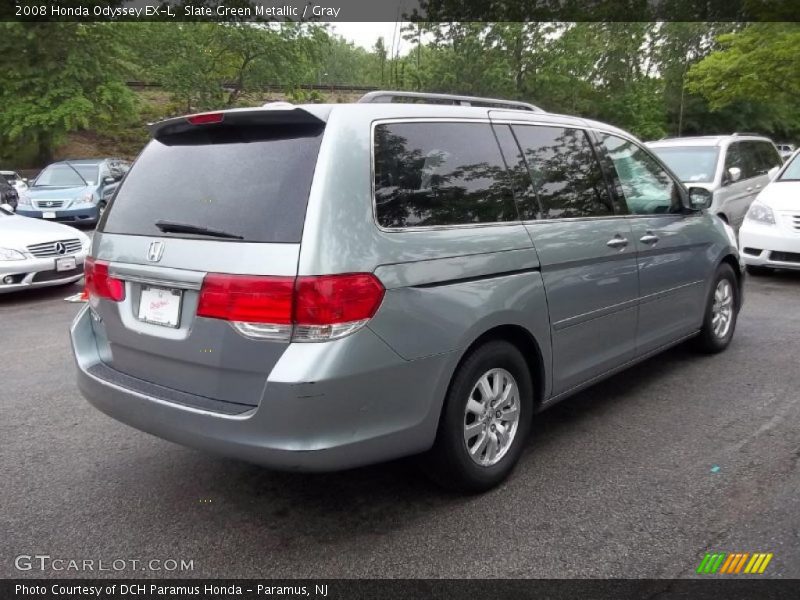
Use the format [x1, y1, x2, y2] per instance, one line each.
[196, 273, 385, 341]
[84, 257, 125, 302]
[186, 112, 224, 125]
[295, 274, 385, 325]
[197, 274, 294, 324]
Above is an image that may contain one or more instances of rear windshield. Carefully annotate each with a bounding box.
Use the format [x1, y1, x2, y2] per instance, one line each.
[649, 146, 719, 183]
[101, 124, 324, 243]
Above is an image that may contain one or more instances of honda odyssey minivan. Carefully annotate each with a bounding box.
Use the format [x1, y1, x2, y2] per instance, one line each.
[71, 91, 744, 491]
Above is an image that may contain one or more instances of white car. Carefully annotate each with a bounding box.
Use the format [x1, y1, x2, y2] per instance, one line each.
[0, 203, 90, 292]
[740, 150, 800, 274]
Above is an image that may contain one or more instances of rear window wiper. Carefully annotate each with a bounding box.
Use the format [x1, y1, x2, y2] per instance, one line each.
[155, 220, 244, 240]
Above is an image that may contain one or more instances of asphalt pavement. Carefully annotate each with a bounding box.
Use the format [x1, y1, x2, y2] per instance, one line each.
[1, 270, 799, 578]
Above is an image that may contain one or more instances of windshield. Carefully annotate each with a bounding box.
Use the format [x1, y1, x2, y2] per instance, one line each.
[778, 153, 800, 181]
[649, 146, 719, 183]
[101, 123, 324, 243]
[33, 164, 98, 187]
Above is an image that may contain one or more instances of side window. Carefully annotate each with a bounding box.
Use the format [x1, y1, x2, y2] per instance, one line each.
[755, 142, 782, 173]
[738, 142, 762, 179]
[512, 125, 612, 219]
[373, 122, 517, 228]
[492, 124, 540, 220]
[599, 133, 682, 215]
[724, 142, 744, 180]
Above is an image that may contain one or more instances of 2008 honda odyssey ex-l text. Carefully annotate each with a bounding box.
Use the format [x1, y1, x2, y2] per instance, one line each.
[71, 91, 744, 491]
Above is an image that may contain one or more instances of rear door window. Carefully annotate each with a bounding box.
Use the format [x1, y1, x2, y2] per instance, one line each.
[373, 122, 518, 228]
[753, 142, 782, 173]
[101, 123, 324, 243]
[512, 125, 613, 219]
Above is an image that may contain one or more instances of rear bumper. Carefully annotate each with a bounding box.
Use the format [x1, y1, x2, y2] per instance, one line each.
[71, 306, 455, 471]
[740, 223, 800, 270]
[17, 205, 99, 224]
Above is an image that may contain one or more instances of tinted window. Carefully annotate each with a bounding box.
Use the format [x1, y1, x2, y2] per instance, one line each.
[732, 142, 762, 179]
[373, 122, 517, 228]
[648, 146, 719, 183]
[600, 134, 682, 215]
[512, 125, 612, 219]
[493, 124, 540, 220]
[753, 142, 782, 173]
[102, 124, 324, 243]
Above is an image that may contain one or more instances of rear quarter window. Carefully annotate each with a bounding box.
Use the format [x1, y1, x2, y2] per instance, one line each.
[373, 122, 517, 228]
[101, 123, 324, 243]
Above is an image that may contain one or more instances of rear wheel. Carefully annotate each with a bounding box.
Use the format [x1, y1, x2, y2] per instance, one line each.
[694, 264, 739, 353]
[425, 340, 533, 492]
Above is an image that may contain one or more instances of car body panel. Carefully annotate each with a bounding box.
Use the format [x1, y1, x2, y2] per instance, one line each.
[70, 101, 743, 471]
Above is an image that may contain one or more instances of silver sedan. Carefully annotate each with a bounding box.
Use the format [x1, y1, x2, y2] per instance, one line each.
[0, 204, 90, 293]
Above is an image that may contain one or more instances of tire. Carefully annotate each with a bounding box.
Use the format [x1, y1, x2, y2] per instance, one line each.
[746, 265, 772, 276]
[425, 340, 534, 492]
[694, 264, 739, 354]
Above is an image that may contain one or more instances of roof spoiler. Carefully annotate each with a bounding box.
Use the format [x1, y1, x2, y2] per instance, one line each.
[148, 106, 328, 140]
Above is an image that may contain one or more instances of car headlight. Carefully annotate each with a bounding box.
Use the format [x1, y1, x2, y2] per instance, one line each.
[745, 201, 775, 225]
[0, 247, 26, 261]
[75, 192, 94, 205]
[17, 193, 31, 206]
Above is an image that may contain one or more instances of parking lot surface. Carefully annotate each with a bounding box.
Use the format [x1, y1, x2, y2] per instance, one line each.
[2, 271, 799, 578]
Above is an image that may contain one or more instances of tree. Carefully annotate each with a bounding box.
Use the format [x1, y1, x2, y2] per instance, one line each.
[0, 23, 138, 164]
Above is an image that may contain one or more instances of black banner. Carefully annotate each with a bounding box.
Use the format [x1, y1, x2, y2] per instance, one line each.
[2, 0, 800, 22]
[4, 579, 800, 600]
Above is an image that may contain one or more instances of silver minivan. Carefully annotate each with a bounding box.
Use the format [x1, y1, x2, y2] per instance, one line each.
[71, 92, 744, 491]
[647, 134, 783, 230]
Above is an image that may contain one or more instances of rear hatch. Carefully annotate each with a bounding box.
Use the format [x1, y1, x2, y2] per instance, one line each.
[89, 107, 327, 410]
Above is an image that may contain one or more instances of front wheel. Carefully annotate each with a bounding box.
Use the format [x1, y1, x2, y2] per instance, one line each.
[694, 264, 739, 354]
[425, 340, 533, 492]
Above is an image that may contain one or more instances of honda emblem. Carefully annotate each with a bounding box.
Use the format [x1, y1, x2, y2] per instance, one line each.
[147, 241, 164, 262]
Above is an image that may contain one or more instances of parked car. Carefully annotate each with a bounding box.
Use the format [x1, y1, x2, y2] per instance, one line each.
[1, 170, 30, 194]
[0, 174, 19, 210]
[647, 134, 783, 229]
[0, 203, 90, 292]
[740, 149, 800, 274]
[71, 91, 743, 491]
[776, 144, 795, 161]
[17, 158, 130, 225]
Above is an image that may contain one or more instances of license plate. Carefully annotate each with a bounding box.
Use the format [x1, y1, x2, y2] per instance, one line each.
[55, 256, 76, 272]
[43, 211, 56, 219]
[138, 286, 182, 328]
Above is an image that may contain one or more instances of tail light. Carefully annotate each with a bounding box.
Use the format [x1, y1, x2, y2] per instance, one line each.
[197, 273, 385, 342]
[84, 257, 125, 302]
[186, 112, 224, 125]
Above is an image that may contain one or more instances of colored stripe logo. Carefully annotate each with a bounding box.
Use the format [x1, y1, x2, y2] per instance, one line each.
[696, 552, 773, 574]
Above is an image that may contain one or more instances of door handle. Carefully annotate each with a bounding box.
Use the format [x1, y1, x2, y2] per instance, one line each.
[640, 233, 659, 245]
[606, 235, 628, 249]
[746, 187, 753, 192]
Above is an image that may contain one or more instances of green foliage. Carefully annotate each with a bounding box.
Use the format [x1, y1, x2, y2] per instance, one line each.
[0, 23, 139, 166]
[4, 20, 799, 168]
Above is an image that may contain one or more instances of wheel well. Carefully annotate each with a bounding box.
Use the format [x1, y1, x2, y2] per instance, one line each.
[719, 254, 743, 309]
[716, 212, 729, 223]
[457, 325, 546, 409]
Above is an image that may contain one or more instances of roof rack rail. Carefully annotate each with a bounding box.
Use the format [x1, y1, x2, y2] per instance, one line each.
[731, 132, 763, 137]
[358, 90, 542, 112]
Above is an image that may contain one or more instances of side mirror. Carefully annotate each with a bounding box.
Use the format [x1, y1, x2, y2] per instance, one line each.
[726, 167, 742, 184]
[102, 176, 116, 186]
[687, 187, 713, 210]
[0, 203, 16, 213]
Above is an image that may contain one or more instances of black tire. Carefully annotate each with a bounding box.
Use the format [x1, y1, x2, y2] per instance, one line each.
[694, 264, 739, 354]
[746, 265, 772, 276]
[425, 340, 534, 493]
